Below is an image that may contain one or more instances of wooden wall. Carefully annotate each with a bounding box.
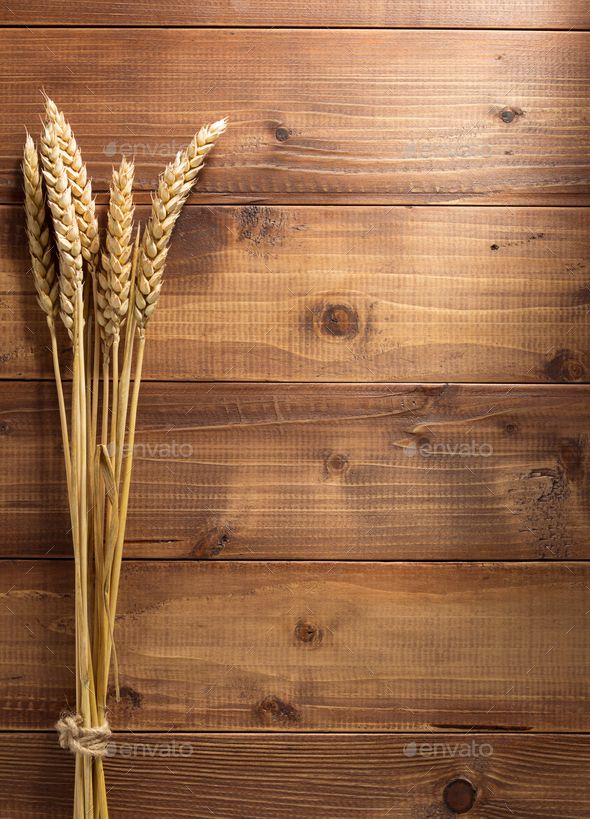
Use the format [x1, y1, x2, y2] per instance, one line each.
[0, 3, 589, 817]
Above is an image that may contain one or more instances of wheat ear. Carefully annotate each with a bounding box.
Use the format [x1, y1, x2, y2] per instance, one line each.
[23, 133, 72, 495]
[98, 157, 135, 346]
[22, 134, 59, 323]
[45, 100, 102, 480]
[134, 117, 228, 330]
[45, 97, 100, 279]
[39, 121, 84, 338]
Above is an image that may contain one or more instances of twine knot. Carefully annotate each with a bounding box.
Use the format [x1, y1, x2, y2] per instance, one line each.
[56, 713, 112, 758]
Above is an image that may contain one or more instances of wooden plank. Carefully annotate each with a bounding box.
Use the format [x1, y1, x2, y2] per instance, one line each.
[1, 1, 589, 29]
[2, 733, 590, 818]
[1, 30, 590, 205]
[1, 560, 589, 731]
[3, 205, 590, 382]
[1, 382, 589, 560]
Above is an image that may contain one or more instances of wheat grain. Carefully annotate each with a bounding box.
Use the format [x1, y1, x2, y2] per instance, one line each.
[97, 157, 135, 346]
[45, 97, 100, 279]
[134, 118, 227, 329]
[22, 134, 59, 323]
[40, 120, 84, 337]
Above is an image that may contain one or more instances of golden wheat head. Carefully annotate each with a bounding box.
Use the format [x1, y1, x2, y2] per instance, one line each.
[45, 96, 100, 280]
[134, 117, 227, 330]
[39, 120, 84, 338]
[23, 134, 59, 324]
[98, 157, 135, 346]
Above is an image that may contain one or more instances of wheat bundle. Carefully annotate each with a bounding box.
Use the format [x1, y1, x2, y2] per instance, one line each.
[22, 98, 227, 818]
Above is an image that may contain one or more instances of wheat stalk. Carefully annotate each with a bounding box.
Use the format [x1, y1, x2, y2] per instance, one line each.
[27, 100, 227, 819]
[39, 115, 97, 818]
[134, 118, 228, 330]
[23, 133, 72, 503]
[107, 118, 228, 724]
[44, 99, 103, 457]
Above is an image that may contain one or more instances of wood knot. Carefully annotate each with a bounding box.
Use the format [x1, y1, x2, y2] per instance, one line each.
[323, 450, 349, 479]
[192, 525, 232, 558]
[504, 422, 518, 435]
[255, 695, 300, 725]
[559, 437, 585, 483]
[545, 350, 586, 383]
[108, 685, 143, 710]
[238, 205, 285, 251]
[318, 303, 359, 339]
[275, 126, 290, 142]
[443, 778, 477, 814]
[499, 106, 523, 123]
[294, 619, 323, 646]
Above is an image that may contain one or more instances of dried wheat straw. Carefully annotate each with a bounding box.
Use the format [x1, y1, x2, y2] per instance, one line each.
[28, 100, 227, 819]
[40, 114, 95, 819]
[23, 133, 72, 493]
[134, 118, 227, 329]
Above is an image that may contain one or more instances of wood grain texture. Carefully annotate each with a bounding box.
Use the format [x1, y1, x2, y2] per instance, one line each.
[1, 382, 589, 560]
[1, 30, 590, 204]
[2, 733, 590, 818]
[3, 205, 590, 382]
[2, 1, 589, 29]
[1, 560, 589, 731]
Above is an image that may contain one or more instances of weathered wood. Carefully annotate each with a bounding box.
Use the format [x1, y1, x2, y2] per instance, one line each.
[1, 382, 589, 560]
[1, 560, 589, 730]
[2, 732, 590, 817]
[1, 1, 589, 29]
[0, 30, 589, 204]
[3, 205, 589, 382]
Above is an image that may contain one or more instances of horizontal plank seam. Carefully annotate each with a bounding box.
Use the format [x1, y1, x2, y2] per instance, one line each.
[6, 203, 590, 210]
[2, 382, 588, 387]
[3, 729, 590, 736]
[3, 559, 590, 566]
[1, 25, 590, 32]
[6, 200, 590, 209]
[5, 203, 590, 212]
[3, 559, 590, 564]
[2, 24, 590, 31]
[2, 379, 590, 386]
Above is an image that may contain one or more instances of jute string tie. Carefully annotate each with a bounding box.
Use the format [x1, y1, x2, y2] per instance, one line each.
[56, 713, 112, 758]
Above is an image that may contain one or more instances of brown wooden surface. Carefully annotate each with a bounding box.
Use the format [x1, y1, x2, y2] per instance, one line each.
[2, 1, 589, 29]
[1, 30, 590, 205]
[1, 382, 588, 560]
[3, 204, 589, 382]
[1, 560, 589, 731]
[2, 7, 589, 816]
[2, 733, 590, 818]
